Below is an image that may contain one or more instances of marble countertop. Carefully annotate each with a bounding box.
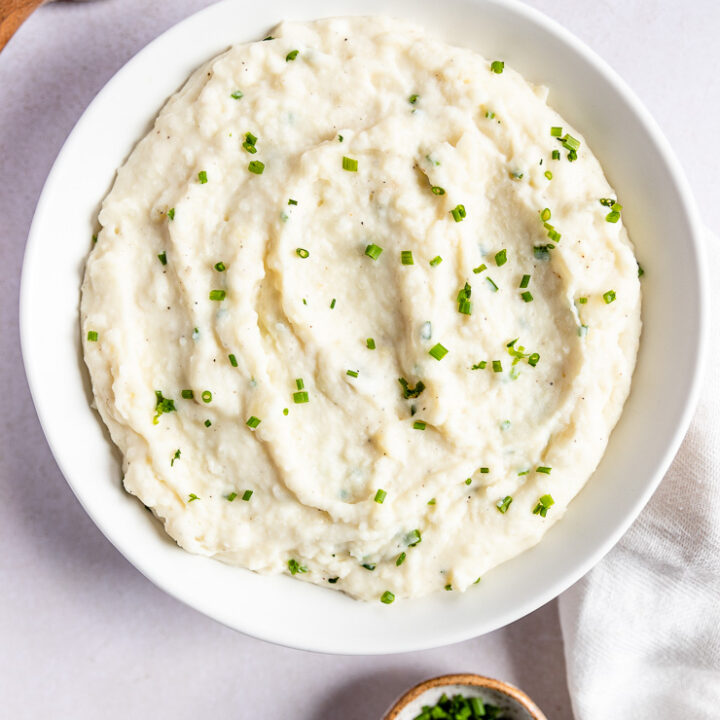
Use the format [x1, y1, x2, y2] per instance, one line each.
[1, 1, 717, 718]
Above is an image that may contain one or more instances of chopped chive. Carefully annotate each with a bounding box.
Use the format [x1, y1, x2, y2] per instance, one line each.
[401, 250, 414, 265]
[374, 489, 387, 504]
[248, 160, 265, 174]
[486, 276, 499, 292]
[188, 493, 199, 502]
[293, 391, 309, 404]
[577, 296, 588, 304]
[226, 492, 238, 501]
[282, 408, 289, 416]
[492, 360, 503, 372]
[490, 60, 505, 73]
[413, 420, 427, 430]
[485, 110, 496, 119]
[578, 324, 589, 337]
[405, 529, 422, 546]
[209, 289, 226, 301]
[599, 197, 615, 207]
[198, 171, 208, 184]
[157, 251, 167, 266]
[201, 390, 212, 403]
[638, 263, 645, 278]
[242, 489, 253, 501]
[242, 131, 258, 154]
[552, 149, 561, 160]
[295, 248, 309, 259]
[511, 170, 524, 180]
[533, 493, 555, 517]
[87, 330, 98, 342]
[520, 274, 531, 288]
[495, 249, 507, 266]
[534, 245, 554, 262]
[181, 389, 194, 399]
[429, 255, 443, 266]
[153, 390, 176, 424]
[342, 156, 358, 172]
[398, 378, 425, 399]
[431, 186, 445, 195]
[480, 467, 489, 474]
[362, 563, 376, 571]
[338, 135, 343, 142]
[444, 584, 452, 591]
[471, 361, 487, 370]
[288, 198, 298, 206]
[450, 204, 466, 222]
[540, 208, 551, 221]
[528, 352, 540, 366]
[457, 282, 472, 316]
[396, 552, 406, 566]
[537, 466, 552, 474]
[521, 291, 534, 302]
[246, 415, 261, 429]
[551, 126, 562, 137]
[380, 591, 395, 604]
[288, 559, 307, 575]
[473, 263, 487, 274]
[296, 378, 304, 390]
[204, 419, 212, 427]
[167, 208, 175, 220]
[285, 49, 299, 62]
[329, 298, 336, 309]
[230, 90, 244, 100]
[346, 369, 358, 378]
[327, 577, 339, 584]
[364, 243, 383, 260]
[228, 353, 238, 367]
[603, 290, 616, 304]
[544, 171, 553, 180]
[429, 343, 448, 361]
[366, 338, 376, 349]
[214, 261, 226, 271]
[496, 495, 513, 513]
[427, 498, 436, 505]
[408, 93, 419, 104]
[606, 202, 622, 223]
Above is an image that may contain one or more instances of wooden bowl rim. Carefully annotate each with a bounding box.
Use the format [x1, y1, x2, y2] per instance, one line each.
[383, 673, 548, 720]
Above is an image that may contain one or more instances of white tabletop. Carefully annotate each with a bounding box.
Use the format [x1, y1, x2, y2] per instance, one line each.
[1, 2, 717, 718]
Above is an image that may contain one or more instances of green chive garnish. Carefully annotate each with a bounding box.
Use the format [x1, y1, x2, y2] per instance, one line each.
[544, 171, 553, 180]
[429, 343, 448, 361]
[533, 493, 555, 517]
[295, 248, 309, 259]
[214, 261, 226, 271]
[242, 490, 253, 501]
[374, 489, 387, 503]
[342, 156, 358, 172]
[400, 250, 414, 265]
[288, 559, 307, 575]
[413, 420, 426, 430]
[246, 415, 261, 428]
[450, 204, 466, 222]
[495, 249, 507, 266]
[181, 389, 194, 399]
[201, 390, 212, 403]
[490, 60, 504, 73]
[188, 493, 199, 502]
[293, 391, 309, 404]
[473, 263, 487, 274]
[198, 171, 208, 184]
[431, 186, 445, 195]
[406, 529, 422, 546]
[366, 338, 376, 349]
[552, 149, 560, 160]
[408, 94, 419, 104]
[167, 208, 175, 220]
[87, 330, 98, 342]
[429, 255, 443, 266]
[577, 296, 588, 304]
[528, 352, 540, 366]
[551, 126, 562, 137]
[209, 289, 226, 301]
[398, 378, 425, 399]
[346, 369, 358, 378]
[153, 390, 176, 424]
[226, 492, 237, 501]
[286, 49, 299, 62]
[520, 274, 531, 288]
[521, 291, 533, 302]
[228, 354, 238, 367]
[496, 496, 513, 513]
[396, 552, 406, 566]
[537, 466, 552, 474]
[230, 90, 243, 100]
[471, 361, 487, 370]
[157, 251, 167, 266]
[242, 131, 258, 154]
[248, 160, 265, 175]
[480, 467, 489, 473]
[380, 591, 395, 604]
[603, 290, 616, 304]
[204, 419, 212, 427]
[365, 243, 383, 260]
[486, 277, 499, 292]
[492, 360, 503, 372]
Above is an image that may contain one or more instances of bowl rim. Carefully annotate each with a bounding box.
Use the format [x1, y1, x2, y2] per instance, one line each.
[19, 0, 708, 654]
[383, 673, 548, 719]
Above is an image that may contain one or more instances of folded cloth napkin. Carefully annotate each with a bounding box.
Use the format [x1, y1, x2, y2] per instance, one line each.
[559, 232, 720, 718]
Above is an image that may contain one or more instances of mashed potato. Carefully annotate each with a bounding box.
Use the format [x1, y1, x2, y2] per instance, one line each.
[81, 16, 641, 601]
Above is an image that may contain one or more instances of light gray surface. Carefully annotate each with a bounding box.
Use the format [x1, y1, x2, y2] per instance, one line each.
[0, 1, 717, 718]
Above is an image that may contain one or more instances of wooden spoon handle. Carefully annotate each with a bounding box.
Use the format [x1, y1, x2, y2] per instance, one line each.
[0, 0, 46, 53]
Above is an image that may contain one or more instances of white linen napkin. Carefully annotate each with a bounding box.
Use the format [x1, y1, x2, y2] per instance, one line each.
[558, 231, 720, 718]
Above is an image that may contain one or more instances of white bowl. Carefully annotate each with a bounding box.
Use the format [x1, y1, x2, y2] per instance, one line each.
[20, 0, 707, 654]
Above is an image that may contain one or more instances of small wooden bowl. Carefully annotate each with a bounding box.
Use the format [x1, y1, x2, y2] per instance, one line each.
[383, 674, 547, 720]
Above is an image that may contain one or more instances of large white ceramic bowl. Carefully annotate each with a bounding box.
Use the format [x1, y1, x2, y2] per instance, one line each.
[20, 0, 706, 654]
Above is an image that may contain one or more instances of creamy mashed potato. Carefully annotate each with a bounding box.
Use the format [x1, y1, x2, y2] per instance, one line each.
[81, 16, 641, 601]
